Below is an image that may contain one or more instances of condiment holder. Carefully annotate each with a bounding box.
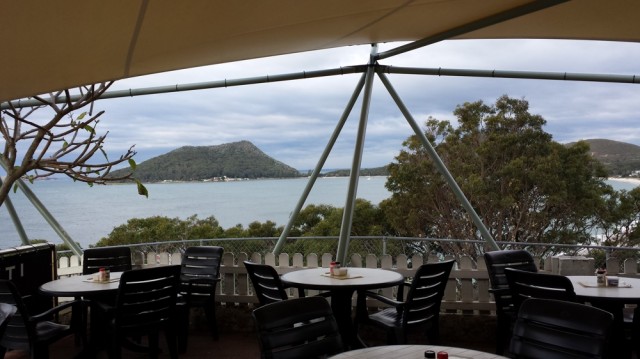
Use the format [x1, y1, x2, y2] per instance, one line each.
[336, 267, 348, 277]
[92, 267, 111, 282]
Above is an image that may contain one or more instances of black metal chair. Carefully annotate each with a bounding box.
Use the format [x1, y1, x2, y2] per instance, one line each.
[82, 246, 132, 275]
[505, 267, 577, 314]
[0, 279, 86, 359]
[252, 296, 343, 359]
[356, 260, 454, 345]
[483, 249, 538, 354]
[632, 306, 640, 358]
[509, 298, 613, 359]
[95, 265, 181, 359]
[243, 261, 290, 305]
[177, 246, 223, 352]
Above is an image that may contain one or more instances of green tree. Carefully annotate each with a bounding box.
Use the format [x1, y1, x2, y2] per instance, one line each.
[96, 215, 223, 247]
[382, 95, 611, 258]
[283, 199, 391, 257]
[592, 187, 640, 265]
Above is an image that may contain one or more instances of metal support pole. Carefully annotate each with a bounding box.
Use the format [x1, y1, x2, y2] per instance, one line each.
[376, 70, 499, 251]
[0, 177, 29, 245]
[0, 162, 83, 255]
[272, 73, 367, 255]
[336, 45, 378, 264]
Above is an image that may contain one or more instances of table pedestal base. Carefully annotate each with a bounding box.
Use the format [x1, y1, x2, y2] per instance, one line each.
[330, 288, 365, 350]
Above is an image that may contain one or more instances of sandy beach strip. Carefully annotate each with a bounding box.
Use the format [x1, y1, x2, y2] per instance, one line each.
[608, 177, 640, 185]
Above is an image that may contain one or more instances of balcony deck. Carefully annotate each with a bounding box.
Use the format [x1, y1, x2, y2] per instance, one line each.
[3, 307, 498, 359]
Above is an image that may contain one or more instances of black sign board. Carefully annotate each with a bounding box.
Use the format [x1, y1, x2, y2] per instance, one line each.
[0, 243, 56, 312]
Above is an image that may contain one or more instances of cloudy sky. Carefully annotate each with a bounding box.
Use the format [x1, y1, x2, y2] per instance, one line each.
[83, 39, 640, 170]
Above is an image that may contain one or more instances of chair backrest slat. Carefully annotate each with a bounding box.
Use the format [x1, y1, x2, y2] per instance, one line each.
[403, 260, 455, 326]
[505, 268, 576, 314]
[244, 261, 288, 305]
[180, 246, 223, 297]
[82, 246, 132, 275]
[510, 298, 613, 359]
[115, 265, 181, 331]
[252, 296, 343, 359]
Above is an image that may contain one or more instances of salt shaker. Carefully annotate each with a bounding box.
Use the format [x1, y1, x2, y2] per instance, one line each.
[99, 267, 106, 282]
[596, 268, 607, 287]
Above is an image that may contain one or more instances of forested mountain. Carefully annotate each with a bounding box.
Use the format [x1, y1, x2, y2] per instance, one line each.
[111, 141, 301, 182]
[112, 138, 640, 183]
[323, 166, 389, 177]
[571, 139, 640, 176]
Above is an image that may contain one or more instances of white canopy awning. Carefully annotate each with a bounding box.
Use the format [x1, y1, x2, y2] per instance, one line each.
[1, 0, 639, 102]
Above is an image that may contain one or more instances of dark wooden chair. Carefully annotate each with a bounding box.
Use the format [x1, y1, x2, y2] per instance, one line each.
[95, 265, 181, 359]
[356, 260, 454, 345]
[505, 267, 577, 314]
[252, 296, 343, 359]
[510, 298, 613, 359]
[82, 246, 132, 275]
[177, 246, 223, 352]
[483, 250, 538, 354]
[82, 246, 134, 345]
[243, 261, 290, 305]
[0, 279, 86, 359]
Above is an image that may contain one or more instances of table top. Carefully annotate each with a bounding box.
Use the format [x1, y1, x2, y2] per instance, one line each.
[39, 272, 124, 297]
[328, 345, 508, 359]
[281, 267, 404, 291]
[567, 275, 640, 303]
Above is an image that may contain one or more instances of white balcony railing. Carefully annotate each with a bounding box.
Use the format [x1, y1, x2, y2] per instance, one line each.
[56, 250, 640, 314]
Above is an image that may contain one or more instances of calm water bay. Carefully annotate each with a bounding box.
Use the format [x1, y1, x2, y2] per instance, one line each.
[1, 177, 637, 250]
[0, 177, 390, 249]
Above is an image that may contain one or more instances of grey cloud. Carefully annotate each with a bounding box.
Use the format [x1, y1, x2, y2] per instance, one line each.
[89, 40, 640, 171]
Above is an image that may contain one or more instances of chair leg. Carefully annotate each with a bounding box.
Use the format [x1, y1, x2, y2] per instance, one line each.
[426, 321, 440, 345]
[149, 332, 160, 359]
[495, 315, 510, 355]
[30, 345, 49, 359]
[633, 306, 640, 358]
[165, 327, 179, 359]
[178, 305, 190, 353]
[107, 331, 122, 359]
[203, 299, 218, 340]
[387, 328, 405, 345]
[0, 346, 6, 359]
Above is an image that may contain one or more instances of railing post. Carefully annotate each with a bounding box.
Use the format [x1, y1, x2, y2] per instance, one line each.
[382, 236, 387, 256]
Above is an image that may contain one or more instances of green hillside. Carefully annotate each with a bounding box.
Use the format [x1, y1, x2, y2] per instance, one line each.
[569, 139, 640, 176]
[111, 141, 301, 182]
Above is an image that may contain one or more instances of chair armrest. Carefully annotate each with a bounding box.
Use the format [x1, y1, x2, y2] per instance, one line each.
[361, 290, 404, 308]
[396, 281, 410, 302]
[29, 299, 86, 323]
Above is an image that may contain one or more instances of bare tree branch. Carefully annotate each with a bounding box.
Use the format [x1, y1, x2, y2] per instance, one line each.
[0, 82, 146, 208]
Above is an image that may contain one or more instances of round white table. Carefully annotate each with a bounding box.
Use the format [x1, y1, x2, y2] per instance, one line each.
[567, 275, 640, 358]
[39, 272, 123, 297]
[281, 267, 404, 349]
[568, 275, 640, 304]
[328, 345, 508, 359]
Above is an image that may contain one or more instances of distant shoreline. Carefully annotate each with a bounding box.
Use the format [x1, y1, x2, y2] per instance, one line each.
[608, 177, 640, 185]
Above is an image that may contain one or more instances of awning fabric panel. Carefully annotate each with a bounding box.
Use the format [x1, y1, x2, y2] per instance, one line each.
[1, 0, 639, 102]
